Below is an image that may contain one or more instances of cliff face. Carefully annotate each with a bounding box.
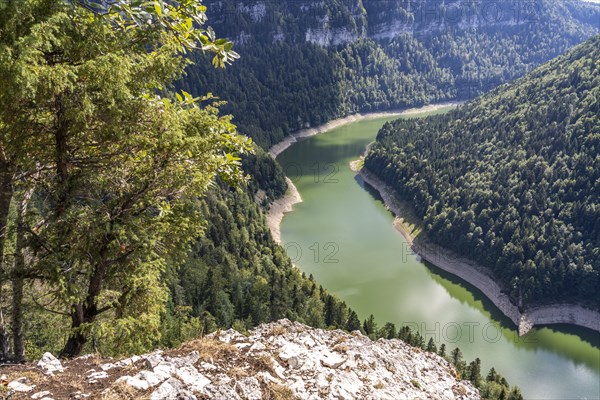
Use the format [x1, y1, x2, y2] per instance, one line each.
[204, 0, 368, 46]
[1, 320, 479, 399]
[204, 0, 600, 46]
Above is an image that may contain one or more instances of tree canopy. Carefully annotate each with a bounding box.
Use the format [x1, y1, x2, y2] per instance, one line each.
[365, 35, 600, 308]
[0, 0, 248, 358]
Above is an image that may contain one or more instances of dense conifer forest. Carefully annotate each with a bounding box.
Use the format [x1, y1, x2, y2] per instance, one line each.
[179, 0, 599, 147]
[365, 35, 600, 309]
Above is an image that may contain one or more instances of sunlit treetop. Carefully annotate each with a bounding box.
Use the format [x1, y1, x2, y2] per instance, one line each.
[72, 0, 239, 66]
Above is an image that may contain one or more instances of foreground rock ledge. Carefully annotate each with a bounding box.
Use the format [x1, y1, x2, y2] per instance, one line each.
[1, 319, 478, 399]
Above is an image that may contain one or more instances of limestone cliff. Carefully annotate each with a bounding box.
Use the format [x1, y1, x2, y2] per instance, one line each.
[203, 0, 599, 47]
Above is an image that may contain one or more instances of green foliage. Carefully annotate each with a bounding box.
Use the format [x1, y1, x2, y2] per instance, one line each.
[241, 146, 288, 202]
[345, 310, 362, 332]
[177, 0, 598, 148]
[480, 368, 524, 400]
[438, 343, 446, 358]
[426, 337, 437, 353]
[0, 0, 250, 358]
[365, 35, 600, 308]
[451, 347, 464, 369]
[94, 0, 239, 65]
[161, 180, 353, 346]
[362, 314, 378, 338]
[379, 322, 397, 339]
[468, 358, 482, 387]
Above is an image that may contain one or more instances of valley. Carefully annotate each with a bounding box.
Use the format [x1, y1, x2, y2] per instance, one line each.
[1, 1, 599, 399]
[274, 109, 600, 399]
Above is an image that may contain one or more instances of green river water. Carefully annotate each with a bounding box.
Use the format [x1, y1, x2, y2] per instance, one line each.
[277, 109, 600, 399]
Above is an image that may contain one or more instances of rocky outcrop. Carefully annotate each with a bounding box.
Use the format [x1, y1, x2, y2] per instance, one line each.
[519, 305, 600, 336]
[1, 320, 479, 399]
[37, 352, 64, 376]
[207, 0, 599, 47]
[205, 320, 479, 399]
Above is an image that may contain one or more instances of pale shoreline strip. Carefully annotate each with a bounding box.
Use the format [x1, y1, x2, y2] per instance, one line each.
[266, 177, 302, 244]
[268, 103, 459, 158]
[356, 165, 600, 335]
[264, 102, 600, 335]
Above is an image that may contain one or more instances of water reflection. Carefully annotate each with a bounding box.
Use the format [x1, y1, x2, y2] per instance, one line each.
[279, 113, 600, 399]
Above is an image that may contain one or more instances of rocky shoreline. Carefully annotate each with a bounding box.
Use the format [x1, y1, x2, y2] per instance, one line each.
[266, 177, 302, 244]
[354, 166, 600, 336]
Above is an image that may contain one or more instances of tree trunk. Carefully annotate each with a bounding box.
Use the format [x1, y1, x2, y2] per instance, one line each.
[0, 153, 14, 361]
[54, 94, 70, 219]
[11, 221, 25, 362]
[11, 265, 24, 362]
[11, 188, 34, 362]
[60, 332, 88, 359]
[0, 302, 10, 360]
[0, 157, 13, 259]
[60, 304, 87, 358]
[60, 260, 108, 358]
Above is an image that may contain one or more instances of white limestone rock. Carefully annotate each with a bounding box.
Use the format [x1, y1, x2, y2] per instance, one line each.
[203, 383, 242, 400]
[143, 351, 164, 369]
[87, 370, 109, 384]
[58, 319, 480, 400]
[37, 352, 63, 375]
[116, 375, 150, 391]
[136, 370, 164, 387]
[151, 377, 196, 400]
[31, 390, 52, 399]
[320, 352, 346, 369]
[8, 377, 34, 392]
[153, 361, 176, 381]
[234, 377, 262, 400]
[167, 351, 200, 368]
[175, 365, 210, 392]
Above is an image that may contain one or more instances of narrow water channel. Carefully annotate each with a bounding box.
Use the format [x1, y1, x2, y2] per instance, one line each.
[277, 110, 600, 399]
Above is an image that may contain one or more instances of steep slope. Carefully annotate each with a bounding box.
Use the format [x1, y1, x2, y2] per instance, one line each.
[364, 34, 600, 309]
[178, 0, 599, 147]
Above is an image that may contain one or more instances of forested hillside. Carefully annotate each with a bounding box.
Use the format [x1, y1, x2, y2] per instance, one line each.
[365, 35, 600, 309]
[178, 0, 600, 147]
[163, 180, 353, 344]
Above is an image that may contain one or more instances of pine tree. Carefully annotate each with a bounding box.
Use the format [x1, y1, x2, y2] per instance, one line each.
[346, 310, 362, 332]
[451, 347, 463, 367]
[499, 388, 507, 400]
[468, 358, 482, 387]
[324, 295, 336, 327]
[426, 337, 437, 353]
[438, 343, 446, 358]
[508, 387, 524, 400]
[0, 0, 246, 359]
[380, 322, 397, 339]
[362, 314, 377, 336]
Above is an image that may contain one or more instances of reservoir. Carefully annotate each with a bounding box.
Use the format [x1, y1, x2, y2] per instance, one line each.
[277, 108, 600, 399]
